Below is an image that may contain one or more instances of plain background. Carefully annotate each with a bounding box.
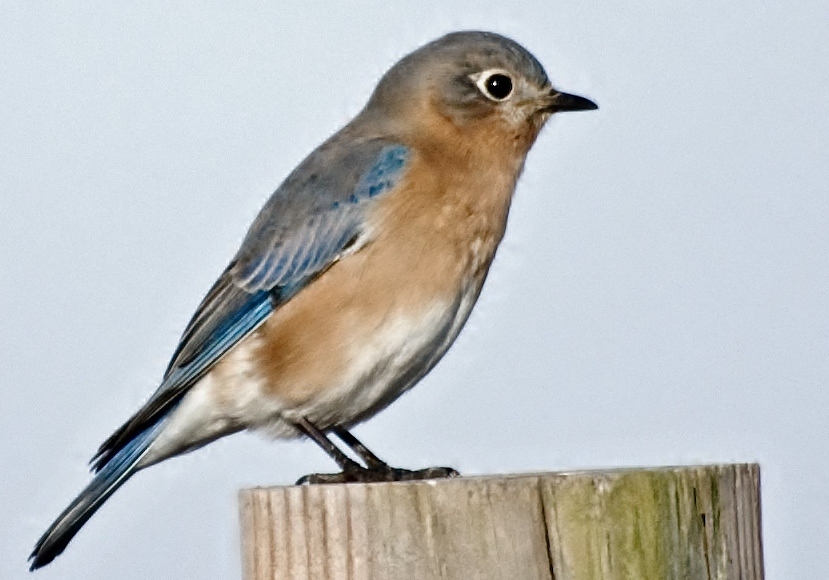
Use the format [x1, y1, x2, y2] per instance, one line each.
[2, 2, 827, 578]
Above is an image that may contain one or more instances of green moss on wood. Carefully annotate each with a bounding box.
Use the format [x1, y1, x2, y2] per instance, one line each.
[539, 465, 758, 580]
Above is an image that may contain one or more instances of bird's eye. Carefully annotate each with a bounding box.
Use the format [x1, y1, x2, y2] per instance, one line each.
[478, 72, 514, 101]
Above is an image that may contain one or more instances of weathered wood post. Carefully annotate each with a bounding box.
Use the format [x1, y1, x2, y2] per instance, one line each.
[239, 463, 763, 580]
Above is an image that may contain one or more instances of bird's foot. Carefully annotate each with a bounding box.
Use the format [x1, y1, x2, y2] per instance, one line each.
[296, 464, 459, 485]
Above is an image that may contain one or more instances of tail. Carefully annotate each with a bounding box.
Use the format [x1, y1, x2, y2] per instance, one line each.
[28, 419, 165, 571]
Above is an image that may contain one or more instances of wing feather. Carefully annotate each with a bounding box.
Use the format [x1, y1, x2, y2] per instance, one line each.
[92, 140, 410, 470]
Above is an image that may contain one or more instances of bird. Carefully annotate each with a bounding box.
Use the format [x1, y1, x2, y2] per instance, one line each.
[28, 30, 597, 570]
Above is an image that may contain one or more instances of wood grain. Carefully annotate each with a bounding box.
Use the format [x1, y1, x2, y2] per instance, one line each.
[239, 464, 763, 580]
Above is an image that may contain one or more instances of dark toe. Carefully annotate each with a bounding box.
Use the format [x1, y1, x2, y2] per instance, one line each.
[296, 473, 342, 485]
[392, 466, 459, 481]
[296, 465, 460, 485]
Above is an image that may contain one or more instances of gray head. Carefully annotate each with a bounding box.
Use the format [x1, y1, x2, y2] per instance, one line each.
[362, 31, 596, 144]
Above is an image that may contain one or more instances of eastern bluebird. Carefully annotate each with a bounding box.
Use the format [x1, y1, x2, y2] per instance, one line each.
[29, 30, 597, 569]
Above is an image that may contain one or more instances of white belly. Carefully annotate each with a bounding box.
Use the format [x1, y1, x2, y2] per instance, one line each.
[279, 284, 479, 430]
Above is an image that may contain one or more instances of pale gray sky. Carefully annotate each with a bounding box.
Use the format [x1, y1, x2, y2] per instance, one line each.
[2, 2, 827, 578]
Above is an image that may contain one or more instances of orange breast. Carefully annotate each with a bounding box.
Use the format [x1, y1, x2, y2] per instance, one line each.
[251, 139, 522, 411]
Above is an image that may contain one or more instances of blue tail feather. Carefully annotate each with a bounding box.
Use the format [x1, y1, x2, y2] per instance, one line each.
[29, 417, 167, 570]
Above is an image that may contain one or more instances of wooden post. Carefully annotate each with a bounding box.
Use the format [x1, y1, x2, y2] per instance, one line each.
[239, 463, 763, 580]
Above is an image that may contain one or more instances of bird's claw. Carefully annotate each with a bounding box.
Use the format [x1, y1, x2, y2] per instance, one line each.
[296, 465, 459, 485]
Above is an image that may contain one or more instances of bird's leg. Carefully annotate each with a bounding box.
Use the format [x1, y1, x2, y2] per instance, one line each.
[294, 419, 459, 484]
[330, 426, 388, 470]
[333, 426, 460, 482]
[292, 417, 363, 475]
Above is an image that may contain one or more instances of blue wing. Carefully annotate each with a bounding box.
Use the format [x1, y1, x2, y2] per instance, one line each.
[231, 142, 409, 291]
[92, 139, 410, 470]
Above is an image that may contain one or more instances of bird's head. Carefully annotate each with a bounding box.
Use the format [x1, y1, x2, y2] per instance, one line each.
[363, 31, 597, 153]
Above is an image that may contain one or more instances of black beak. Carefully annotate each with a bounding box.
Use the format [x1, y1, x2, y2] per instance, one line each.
[546, 90, 598, 113]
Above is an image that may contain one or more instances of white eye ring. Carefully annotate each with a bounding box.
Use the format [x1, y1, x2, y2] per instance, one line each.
[472, 69, 515, 102]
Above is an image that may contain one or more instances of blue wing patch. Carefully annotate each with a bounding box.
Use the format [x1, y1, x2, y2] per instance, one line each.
[163, 289, 274, 386]
[233, 142, 410, 292]
[353, 145, 409, 200]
